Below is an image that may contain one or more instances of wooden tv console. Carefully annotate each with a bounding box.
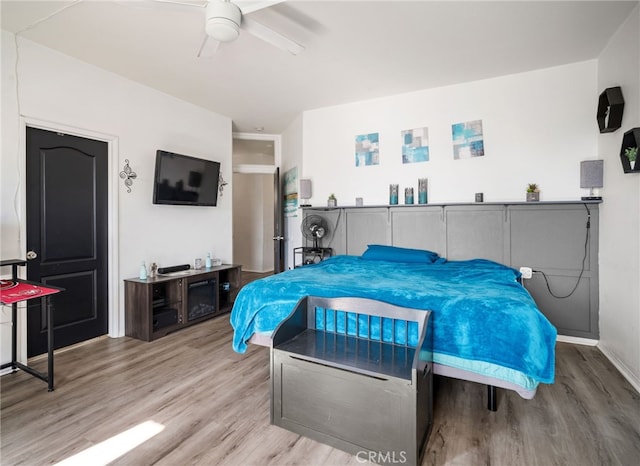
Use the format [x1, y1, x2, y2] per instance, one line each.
[124, 264, 241, 342]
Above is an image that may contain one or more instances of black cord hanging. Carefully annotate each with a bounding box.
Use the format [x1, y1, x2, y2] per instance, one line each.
[534, 204, 590, 299]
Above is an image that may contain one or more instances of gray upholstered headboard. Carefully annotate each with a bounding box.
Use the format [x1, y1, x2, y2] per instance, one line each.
[301, 201, 600, 340]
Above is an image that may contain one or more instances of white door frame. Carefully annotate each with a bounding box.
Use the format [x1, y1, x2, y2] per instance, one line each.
[16, 116, 121, 361]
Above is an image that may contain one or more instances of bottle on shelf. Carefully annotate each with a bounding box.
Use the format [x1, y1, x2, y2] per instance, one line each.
[205, 253, 212, 269]
[139, 261, 148, 280]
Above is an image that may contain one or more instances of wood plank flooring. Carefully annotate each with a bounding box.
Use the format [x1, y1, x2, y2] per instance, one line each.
[1, 316, 639, 465]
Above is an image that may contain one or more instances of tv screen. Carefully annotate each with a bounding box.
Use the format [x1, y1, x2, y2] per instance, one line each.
[153, 150, 221, 206]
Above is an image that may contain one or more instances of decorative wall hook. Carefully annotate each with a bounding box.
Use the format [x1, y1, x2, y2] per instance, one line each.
[119, 159, 137, 193]
[218, 172, 228, 197]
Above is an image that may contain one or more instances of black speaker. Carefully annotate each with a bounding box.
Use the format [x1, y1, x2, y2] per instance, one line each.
[157, 264, 190, 274]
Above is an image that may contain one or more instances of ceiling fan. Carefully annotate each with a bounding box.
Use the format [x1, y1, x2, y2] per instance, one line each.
[151, 0, 305, 57]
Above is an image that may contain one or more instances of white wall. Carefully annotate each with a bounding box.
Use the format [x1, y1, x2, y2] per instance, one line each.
[281, 114, 304, 270]
[1, 32, 232, 364]
[597, 4, 640, 392]
[302, 61, 598, 206]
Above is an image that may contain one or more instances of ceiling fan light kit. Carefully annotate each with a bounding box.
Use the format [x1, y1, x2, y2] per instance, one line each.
[206, 1, 241, 42]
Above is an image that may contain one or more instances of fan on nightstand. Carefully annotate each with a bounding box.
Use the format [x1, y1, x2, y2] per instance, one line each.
[300, 215, 329, 250]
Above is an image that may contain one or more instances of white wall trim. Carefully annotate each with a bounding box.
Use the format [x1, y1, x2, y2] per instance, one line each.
[17, 116, 121, 362]
[598, 343, 640, 394]
[556, 335, 598, 346]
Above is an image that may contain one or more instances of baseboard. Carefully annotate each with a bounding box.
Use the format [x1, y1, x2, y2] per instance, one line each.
[556, 335, 598, 346]
[597, 344, 640, 395]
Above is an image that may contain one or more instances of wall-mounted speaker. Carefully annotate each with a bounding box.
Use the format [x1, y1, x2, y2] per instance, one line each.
[580, 160, 603, 200]
[300, 179, 312, 206]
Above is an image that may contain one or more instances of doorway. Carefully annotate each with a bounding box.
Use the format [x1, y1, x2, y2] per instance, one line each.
[232, 134, 282, 274]
[233, 172, 275, 272]
[25, 127, 109, 357]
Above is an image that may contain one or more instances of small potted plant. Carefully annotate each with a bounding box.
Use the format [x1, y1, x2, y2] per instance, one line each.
[526, 183, 540, 202]
[625, 146, 638, 170]
[327, 193, 337, 207]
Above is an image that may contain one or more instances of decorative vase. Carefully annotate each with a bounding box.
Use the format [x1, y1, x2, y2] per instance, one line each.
[418, 178, 428, 204]
[631, 160, 636, 171]
[404, 187, 414, 205]
[389, 184, 399, 205]
[526, 192, 540, 202]
[328, 198, 337, 207]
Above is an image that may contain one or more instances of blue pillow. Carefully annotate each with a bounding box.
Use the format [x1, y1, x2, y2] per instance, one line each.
[361, 244, 441, 263]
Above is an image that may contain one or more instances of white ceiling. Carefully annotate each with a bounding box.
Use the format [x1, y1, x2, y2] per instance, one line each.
[1, 0, 637, 134]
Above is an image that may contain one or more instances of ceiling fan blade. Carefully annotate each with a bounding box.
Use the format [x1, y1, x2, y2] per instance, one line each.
[196, 33, 221, 58]
[153, 0, 206, 9]
[241, 16, 304, 55]
[235, 1, 285, 15]
[116, 0, 205, 11]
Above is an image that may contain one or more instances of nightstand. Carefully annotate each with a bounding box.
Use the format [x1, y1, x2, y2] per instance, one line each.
[293, 247, 333, 268]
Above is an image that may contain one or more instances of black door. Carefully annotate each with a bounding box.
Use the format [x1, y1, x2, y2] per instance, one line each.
[26, 127, 108, 357]
[273, 168, 285, 273]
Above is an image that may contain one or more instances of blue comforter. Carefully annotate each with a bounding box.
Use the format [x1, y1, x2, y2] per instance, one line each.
[230, 255, 556, 387]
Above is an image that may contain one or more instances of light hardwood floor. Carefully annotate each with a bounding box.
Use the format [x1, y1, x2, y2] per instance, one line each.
[1, 315, 639, 466]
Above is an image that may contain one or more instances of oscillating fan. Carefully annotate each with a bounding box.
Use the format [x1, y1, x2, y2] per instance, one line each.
[300, 215, 329, 250]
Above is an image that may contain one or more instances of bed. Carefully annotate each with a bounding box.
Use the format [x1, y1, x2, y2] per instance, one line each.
[230, 245, 556, 405]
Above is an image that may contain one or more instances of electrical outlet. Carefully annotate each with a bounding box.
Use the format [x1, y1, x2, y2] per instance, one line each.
[519, 266, 533, 279]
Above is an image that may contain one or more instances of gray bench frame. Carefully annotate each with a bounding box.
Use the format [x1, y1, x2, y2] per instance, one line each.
[271, 296, 433, 466]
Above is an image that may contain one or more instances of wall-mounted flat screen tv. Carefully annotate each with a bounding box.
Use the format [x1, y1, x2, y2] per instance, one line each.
[153, 150, 221, 206]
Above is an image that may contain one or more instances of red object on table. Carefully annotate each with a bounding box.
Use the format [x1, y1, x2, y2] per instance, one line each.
[0, 261, 63, 392]
[0, 280, 61, 305]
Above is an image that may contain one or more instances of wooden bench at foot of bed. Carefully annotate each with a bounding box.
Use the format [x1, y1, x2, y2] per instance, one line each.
[252, 331, 537, 411]
[270, 296, 433, 466]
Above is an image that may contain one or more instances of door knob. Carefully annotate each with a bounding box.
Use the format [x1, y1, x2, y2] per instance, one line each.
[26, 250, 38, 260]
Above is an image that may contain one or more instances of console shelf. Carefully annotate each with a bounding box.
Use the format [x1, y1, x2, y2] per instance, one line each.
[124, 264, 241, 342]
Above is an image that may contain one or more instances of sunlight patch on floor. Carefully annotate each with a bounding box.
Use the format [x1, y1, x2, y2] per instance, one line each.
[54, 420, 165, 466]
